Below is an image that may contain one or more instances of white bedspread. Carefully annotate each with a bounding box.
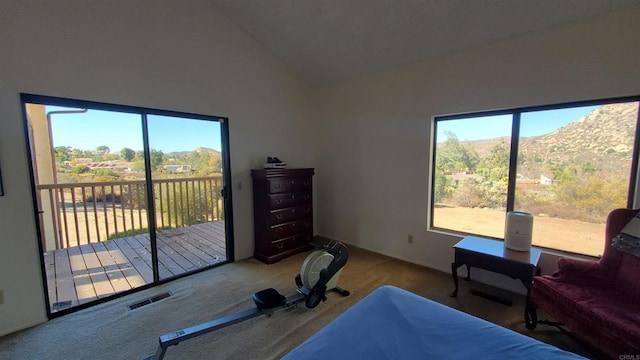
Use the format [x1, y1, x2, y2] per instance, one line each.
[284, 285, 584, 359]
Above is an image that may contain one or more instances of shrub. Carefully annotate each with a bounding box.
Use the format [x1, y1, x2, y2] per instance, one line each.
[71, 166, 90, 174]
[449, 178, 508, 209]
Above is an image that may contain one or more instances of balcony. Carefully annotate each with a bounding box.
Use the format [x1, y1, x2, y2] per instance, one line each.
[36, 176, 227, 313]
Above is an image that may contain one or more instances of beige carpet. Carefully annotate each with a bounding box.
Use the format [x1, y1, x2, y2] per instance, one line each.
[0, 246, 601, 360]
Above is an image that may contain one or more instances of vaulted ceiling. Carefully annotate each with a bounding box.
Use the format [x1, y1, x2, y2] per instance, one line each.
[210, 0, 640, 86]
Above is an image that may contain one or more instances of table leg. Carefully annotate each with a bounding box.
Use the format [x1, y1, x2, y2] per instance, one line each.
[525, 266, 541, 329]
[465, 265, 471, 280]
[525, 289, 537, 329]
[450, 262, 462, 297]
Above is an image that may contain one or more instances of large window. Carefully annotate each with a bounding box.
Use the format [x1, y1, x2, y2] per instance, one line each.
[431, 97, 640, 256]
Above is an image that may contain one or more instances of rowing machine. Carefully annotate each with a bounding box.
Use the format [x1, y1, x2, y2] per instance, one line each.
[143, 240, 349, 360]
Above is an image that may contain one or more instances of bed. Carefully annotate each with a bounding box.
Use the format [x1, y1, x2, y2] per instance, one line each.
[283, 285, 584, 359]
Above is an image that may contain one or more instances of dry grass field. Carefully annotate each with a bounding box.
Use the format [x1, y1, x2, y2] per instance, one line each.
[433, 207, 606, 257]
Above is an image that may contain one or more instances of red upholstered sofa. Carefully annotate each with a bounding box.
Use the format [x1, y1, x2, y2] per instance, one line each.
[529, 208, 640, 358]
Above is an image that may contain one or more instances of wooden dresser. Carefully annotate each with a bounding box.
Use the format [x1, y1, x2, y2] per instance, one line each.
[251, 168, 314, 263]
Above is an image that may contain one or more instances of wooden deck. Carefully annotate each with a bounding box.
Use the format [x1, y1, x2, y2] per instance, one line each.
[44, 221, 227, 312]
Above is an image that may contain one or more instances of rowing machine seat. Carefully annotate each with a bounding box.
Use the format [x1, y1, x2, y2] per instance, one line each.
[253, 288, 286, 310]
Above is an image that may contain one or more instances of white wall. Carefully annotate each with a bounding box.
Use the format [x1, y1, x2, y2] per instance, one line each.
[314, 7, 640, 290]
[2, 0, 639, 338]
[0, 0, 316, 336]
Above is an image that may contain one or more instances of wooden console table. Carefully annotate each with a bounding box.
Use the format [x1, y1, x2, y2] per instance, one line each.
[450, 236, 541, 326]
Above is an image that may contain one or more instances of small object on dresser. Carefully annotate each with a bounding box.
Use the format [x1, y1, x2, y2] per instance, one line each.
[264, 156, 287, 169]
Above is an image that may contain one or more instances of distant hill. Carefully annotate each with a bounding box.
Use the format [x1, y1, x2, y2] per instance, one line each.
[459, 102, 638, 178]
[518, 103, 637, 176]
[166, 147, 221, 157]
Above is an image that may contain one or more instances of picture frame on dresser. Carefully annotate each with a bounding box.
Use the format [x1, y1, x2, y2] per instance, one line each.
[251, 168, 314, 263]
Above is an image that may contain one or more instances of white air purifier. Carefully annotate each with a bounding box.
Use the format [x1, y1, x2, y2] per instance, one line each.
[504, 211, 534, 252]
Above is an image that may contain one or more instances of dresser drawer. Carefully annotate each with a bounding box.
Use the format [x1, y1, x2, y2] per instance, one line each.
[270, 205, 312, 224]
[270, 218, 312, 240]
[269, 192, 312, 209]
[269, 232, 312, 254]
[269, 177, 312, 194]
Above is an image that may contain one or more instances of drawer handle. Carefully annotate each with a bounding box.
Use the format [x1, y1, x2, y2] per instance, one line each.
[304, 208, 310, 213]
[303, 195, 310, 200]
[292, 223, 296, 228]
[303, 181, 310, 186]
[291, 209, 296, 214]
[291, 180, 295, 184]
[291, 195, 296, 199]
[275, 214, 283, 220]
[274, 184, 281, 189]
[275, 199, 282, 204]
[276, 242, 284, 250]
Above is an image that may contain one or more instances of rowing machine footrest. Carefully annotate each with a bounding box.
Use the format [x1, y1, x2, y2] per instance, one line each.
[253, 288, 286, 310]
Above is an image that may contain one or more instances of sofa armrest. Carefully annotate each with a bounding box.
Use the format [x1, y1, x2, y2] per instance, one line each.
[553, 257, 611, 286]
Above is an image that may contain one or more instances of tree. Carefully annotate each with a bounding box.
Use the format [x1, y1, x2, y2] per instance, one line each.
[188, 151, 202, 171]
[191, 151, 216, 175]
[433, 169, 452, 203]
[548, 163, 578, 186]
[121, 147, 135, 161]
[134, 150, 144, 160]
[476, 142, 509, 182]
[436, 132, 480, 173]
[71, 148, 84, 159]
[54, 146, 71, 162]
[150, 149, 165, 170]
[210, 155, 222, 173]
[96, 145, 110, 154]
[184, 150, 222, 175]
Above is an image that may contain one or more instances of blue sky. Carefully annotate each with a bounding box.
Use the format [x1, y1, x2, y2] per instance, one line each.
[48, 104, 597, 151]
[48, 107, 222, 153]
[437, 105, 599, 142]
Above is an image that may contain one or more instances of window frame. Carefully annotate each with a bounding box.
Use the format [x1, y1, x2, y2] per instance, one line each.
[429, 95, 640, 255]
[20, 93, 235, 317]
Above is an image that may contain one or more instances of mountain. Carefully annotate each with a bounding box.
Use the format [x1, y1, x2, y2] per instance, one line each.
[456, 102, 638, 178]
[165, 147, 221, 157]
[518, 102, 637, 176]
[193, 147, 220, 155]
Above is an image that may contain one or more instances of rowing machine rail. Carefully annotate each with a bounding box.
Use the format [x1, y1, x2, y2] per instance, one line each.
[143, 240, 349, 360]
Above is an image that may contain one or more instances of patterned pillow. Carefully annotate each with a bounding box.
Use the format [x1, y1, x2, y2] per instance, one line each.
[612, 212, 640, 257]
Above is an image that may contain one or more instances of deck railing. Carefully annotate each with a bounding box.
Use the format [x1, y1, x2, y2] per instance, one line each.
[36, 176, 224, 251]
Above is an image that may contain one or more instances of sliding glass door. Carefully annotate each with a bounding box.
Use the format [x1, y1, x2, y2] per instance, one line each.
[22, 94, 233, 315]
[146, 114, 229, 281]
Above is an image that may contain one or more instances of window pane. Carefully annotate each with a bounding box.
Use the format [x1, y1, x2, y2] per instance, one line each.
[146, 114, 227, 281]
[29, 104, 147, 312]
[515, 102, 639, 256]
[432, 114, 512, 238]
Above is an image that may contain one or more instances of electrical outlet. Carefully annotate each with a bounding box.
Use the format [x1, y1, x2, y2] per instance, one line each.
[407, 235, 414, 244]
[0, 290, 4, 304]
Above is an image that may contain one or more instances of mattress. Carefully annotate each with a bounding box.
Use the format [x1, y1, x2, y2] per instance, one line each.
[283, 285, 584, 359]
